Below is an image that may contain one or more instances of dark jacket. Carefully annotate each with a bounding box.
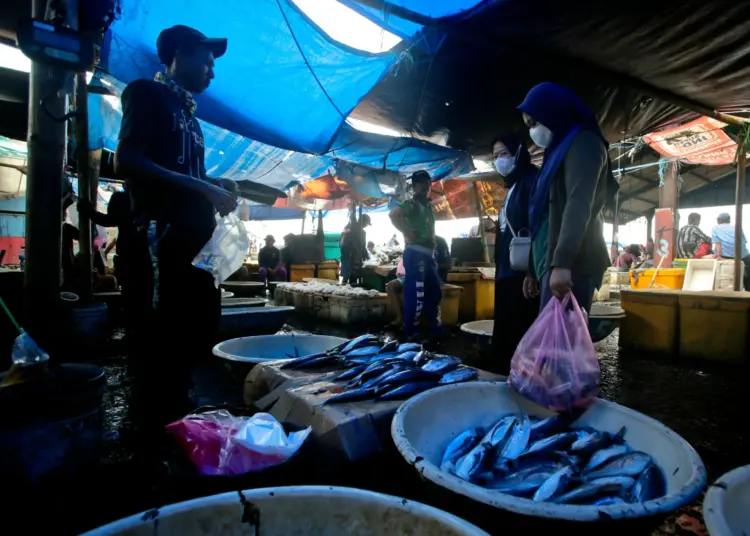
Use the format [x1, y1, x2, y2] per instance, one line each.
[495, 160, 536, 280]
[545, 130, 611, 277]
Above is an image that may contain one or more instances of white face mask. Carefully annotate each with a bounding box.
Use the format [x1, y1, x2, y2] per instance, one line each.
[494, 156, 515, 177]
[529, 124, 553, 148]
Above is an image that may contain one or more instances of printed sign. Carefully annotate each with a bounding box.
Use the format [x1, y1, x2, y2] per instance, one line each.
[642, 116, 740, 166]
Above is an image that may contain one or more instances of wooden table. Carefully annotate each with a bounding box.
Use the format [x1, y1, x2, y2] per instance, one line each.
[243, 360, 504, 469]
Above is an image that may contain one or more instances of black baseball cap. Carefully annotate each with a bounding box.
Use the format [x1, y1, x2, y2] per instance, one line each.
[156, 25, 228, 65]
[411, 170, 432, 183]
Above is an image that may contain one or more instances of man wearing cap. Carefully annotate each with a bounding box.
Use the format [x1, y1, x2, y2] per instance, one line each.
[711, 212, 750, 289]
[114, 25, 238, 444]
[389, 171, 442, 340]
[258, 235, 286, 282]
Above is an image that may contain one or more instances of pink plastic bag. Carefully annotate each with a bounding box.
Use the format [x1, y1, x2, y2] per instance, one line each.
[396, 258, 405, 278]
[508, 293, 600, 413]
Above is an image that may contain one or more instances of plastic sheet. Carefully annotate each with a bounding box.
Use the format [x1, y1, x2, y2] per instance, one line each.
[192, 213, 250, 288]
[166, 410, 311, 476]
[508, 294, 600, 413]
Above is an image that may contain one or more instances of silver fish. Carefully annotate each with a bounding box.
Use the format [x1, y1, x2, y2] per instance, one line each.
[440, 428, 483, 473]
[484, 463, 562, 495]
[439, 367, 478, 384]
[530, 415, 571, 438]
[586, 452, 652, 480]
[570, 426, 626, 454]
[523, 432, 577, 456]
[630, 463, 666, 502]
[497, 414, 531, 462]
[583, 444, 630, 474]
[482, 416, 517, 448]
[455, 442, 491, 481]
[533, 465, 575, 502]
[552, 476, 635, 504]
[422, 356, 461, 374]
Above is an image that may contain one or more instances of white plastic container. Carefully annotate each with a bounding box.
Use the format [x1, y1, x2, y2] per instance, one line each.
[82, 486, 489, 536]
[391, 382, 706, 522]
[714, 259, 745, 291]
[213, 334, 346, 364]
[683, 259, 717, 291]
[703, 465, 750, 536]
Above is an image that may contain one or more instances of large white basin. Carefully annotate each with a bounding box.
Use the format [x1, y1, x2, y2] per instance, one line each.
[703, 464, 750, 536]
[213, 334, 347, 364]
[391, 381, 706, 522]
[82, 486, 489, 536]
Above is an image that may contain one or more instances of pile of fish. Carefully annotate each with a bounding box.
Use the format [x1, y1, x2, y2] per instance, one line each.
[277, 282, 381, 298]
[280, 334, 479, 404]
[441, 413, 666, 505]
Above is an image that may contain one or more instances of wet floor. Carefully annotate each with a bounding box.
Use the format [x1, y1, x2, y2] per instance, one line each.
[51, 314, 750, 534]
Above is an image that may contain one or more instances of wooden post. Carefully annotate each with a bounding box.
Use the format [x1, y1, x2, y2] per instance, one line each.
[734, 151, 746, 290]
[610, 208, 619, 263]
[24, 0, 67, 351]
[646, 210, 654, 245]
[655, 161, 679, 268]
[300, 212, 305, 234]
[472, 181, 490, 262]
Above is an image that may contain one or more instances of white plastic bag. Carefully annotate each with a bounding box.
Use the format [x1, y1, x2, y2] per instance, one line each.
[11, 331, 49, 366]
[192, 212, 250, 287]
[234, 413, 312, 458]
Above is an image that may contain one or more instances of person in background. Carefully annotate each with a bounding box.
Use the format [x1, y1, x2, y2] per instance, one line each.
[258, 234, 286, 281]
[518, 82, 616, 315]
[386, 258, 406, 327]
[676, 212, 712, 259]
[712, 212, 750, 289]
[469, 216, 495, 238]
[340, 214, 371, 284]
[490, 133, 539, 372]
[61, 192, 79, 291]
[366, 240, 376, 260]
[435, 235, 451, 283]
[114, 25, 237, 455]
[387, 233, 400, 248]
[389, 170, 442, 340]
[613, 244, 641, 271]
[646, 237, 655, 260]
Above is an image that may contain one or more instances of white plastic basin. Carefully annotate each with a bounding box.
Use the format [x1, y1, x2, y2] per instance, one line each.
[81, 486, 489, 536]
[392, 381, 706, 522]
[213, 334, 347, 364]
[460, 320, 493, 337]
[703, 465, 750, 536]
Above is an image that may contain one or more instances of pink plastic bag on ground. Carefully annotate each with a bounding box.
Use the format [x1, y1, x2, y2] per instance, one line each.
[508, 293, 600, 413]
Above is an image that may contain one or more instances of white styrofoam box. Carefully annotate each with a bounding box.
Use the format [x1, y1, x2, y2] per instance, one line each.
[683, 259, 717, 291]
[714, 260, 745, 291]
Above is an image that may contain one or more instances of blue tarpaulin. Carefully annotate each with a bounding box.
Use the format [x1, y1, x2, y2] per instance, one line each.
[87, 74, 473, 191]
[102, 0, 399, 154]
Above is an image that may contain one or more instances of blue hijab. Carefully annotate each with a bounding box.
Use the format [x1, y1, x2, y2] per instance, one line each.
[518, 83, 608, 236]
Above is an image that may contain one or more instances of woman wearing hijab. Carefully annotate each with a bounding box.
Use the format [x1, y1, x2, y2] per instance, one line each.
[518, 82, 616, 314]
[490, 133, 540, 373]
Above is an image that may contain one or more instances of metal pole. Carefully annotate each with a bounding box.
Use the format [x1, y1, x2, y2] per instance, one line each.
[24, 0, 67, 351]
[472, 181, 490, 262]
[300, 212, 305, 234]
[734, 151, 746, 290]
[75, 73, 93, 300]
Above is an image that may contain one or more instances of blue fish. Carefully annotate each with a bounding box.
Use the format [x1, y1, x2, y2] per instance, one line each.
[341, 334, 379, 354]
[585, 452, 652, 480]
[322, 387, 376, 405]
[375, 369, 441, 391]
[455, 442, 492, 481]
[376, 380, 437, 401]
[552, 476, 635, 504]
[485, 464, 561, 495]
[344, 345, 382, 358]
[523, 432, 577, 456]
[292, 354, 339, 369]
[333, 364, 368, 382]
[583, 444, 630, 474]
[397, 342, 422, 353]
[378, 340, 399, 354]
[496, 414, 531, 462]
[440, 428, 483, 472]
[630, 463, 666, 502]
[482, 416, 517, 448]
[533, 465, 575, 501]
[439, 367, 478, 384]
[570, 426, 626, 454]
[413, 350, 431, 366]
[422, 356, 461, 374]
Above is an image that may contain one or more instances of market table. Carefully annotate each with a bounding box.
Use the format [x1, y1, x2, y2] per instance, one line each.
[243, 360, 503, 470]
[361, 264, 396, 292]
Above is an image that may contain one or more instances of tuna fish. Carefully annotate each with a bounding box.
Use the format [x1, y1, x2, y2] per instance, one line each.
[533, 465, 575, 501]
[397, 342, 422, 353]
[570, 426, 626, 454]
[322, 387, 376, 405]
[497, 414, 531, 462]
[455, 442, 492, 481]
[630, 463, 666, 503]
[376, 381, 437, 401]
[440, 428, 484, 473]
[439, 367, 479, 384]
[341, 334, 379, 354]
[552, 476, 635, 504]
[583, 444, 631, 474]
[523, 432, 578, 456]
[585, 452, 653, 480]
[333, 364, 368, 382]
[421, 356, 461, 374]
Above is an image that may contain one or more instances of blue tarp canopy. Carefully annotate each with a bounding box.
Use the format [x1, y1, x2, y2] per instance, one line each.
[102, 0, 398, 154]
[88, 74, 473, 191]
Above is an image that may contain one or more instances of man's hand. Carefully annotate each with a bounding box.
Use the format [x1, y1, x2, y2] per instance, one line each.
[201, 181, 238, 216]
[218, 178, 239, 194]
[549, 267, 573, 299]
[77, 199, 95, 215]
[522, 276, 539, 299]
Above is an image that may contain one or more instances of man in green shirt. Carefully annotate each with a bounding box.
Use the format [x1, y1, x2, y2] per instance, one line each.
[389, 171, 442, 338]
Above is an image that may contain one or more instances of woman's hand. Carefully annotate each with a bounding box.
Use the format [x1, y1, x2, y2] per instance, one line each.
[549, 267, 573, 298]
[523, 276, 539, 299]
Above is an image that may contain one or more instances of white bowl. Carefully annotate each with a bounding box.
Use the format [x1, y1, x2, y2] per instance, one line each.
[703, 465, 750, 536]
[213, 333, 347, 364]
[460, 320, 494, 337]
[391, 381, 706, 522]
[81, 486, 489, 536]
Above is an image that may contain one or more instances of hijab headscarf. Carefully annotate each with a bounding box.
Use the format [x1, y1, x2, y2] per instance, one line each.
[492, 132, 528, 188]
[517, 82, 611, 236]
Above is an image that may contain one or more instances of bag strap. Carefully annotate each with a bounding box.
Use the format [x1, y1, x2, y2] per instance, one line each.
[502, 184, 517, 238]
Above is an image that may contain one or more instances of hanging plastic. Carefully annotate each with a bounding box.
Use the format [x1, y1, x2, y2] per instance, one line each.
[192, 212, 251, 287]
[508, 293, 600, 413]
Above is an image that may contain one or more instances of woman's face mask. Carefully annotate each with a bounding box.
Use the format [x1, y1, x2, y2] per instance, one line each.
[529, 124, 553, 148]
[494, 156, 515, 177]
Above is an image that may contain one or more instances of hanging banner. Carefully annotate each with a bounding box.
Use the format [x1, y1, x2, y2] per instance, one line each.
[642, 116, 739, 166]
[430, 179, 507, 220]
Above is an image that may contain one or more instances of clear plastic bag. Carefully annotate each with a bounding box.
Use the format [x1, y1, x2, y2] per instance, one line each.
[192, 213, 250, 287]
[166, 410, 310, 475]
[11, 331, 49, 366]
[508, 293, 600, 413]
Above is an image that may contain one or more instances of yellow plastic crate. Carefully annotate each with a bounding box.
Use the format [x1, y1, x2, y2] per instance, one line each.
[447, 272, 495, 320]
[289, 264, 315, 282]
[678, 291, 750, 361]
[629, 268, 686, 290]
[620, 289, 680, 353]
